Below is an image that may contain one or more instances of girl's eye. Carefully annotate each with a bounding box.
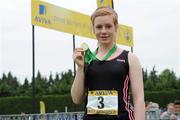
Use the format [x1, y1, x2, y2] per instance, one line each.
[96, 25, 102, 29]
[106, 25, 112, 29]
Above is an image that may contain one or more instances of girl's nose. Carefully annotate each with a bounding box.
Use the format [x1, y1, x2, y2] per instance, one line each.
[101, 27, 107, 33]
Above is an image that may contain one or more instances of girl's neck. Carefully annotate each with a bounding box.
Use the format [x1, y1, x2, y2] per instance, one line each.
[98, 43, 115, 53]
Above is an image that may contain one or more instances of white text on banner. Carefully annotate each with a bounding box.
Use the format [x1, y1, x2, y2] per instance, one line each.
[31, 0, 133, 47]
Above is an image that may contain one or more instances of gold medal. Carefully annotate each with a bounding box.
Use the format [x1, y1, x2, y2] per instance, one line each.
[81, 42, 89, 51]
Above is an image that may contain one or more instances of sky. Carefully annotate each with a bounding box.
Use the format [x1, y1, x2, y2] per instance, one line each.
[0, 0, 180, 83]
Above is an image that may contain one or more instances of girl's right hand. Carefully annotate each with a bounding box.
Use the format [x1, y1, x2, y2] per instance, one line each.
[73, 48, 84, 68]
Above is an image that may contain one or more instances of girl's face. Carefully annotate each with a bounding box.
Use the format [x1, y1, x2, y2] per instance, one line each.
[93, 15, 117, 45]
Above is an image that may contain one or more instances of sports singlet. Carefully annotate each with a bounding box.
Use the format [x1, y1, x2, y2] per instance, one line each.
[83, 50, 134, 120]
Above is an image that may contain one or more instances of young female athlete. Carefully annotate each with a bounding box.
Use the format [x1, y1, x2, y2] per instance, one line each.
[71, 6, 145, 120]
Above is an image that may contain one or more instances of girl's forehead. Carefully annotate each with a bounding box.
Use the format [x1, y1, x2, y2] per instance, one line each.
[94, 15, 114, 23]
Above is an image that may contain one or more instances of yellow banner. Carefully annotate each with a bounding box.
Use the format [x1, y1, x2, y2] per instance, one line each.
[40, 101, 45, 114]
[31, 0, 94, 39]
[31, 0, 133, 47]
[117, 24, 133, 47]
[96, 0, 113, 8]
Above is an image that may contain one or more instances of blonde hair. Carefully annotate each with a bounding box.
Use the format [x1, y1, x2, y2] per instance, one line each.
[168, 103, 174, 108]
[91, 6, 118, 27]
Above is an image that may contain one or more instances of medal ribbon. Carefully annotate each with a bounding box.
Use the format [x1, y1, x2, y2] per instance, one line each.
[83, 44, 117, 64]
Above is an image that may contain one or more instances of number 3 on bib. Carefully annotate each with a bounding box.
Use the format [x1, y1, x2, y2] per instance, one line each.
[86, 90, 118, 115]
[97, 96, 104, 109]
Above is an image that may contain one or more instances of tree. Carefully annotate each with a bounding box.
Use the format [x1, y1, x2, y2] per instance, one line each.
[0, 83, 11, 96]
[17, 78, 31, 96]
[148, 66, 158, 90]
[143, 68, 148, 83]
[144, 79, 154, 91]
[48, 73, 54, 86]
[159, 69, 178, 90]
[0, 72, 20, 96]
[50, 70, 74, 94]
[35, 71, 49, 95]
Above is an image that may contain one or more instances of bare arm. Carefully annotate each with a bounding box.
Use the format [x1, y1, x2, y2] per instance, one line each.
[71, 48, 85, 104]
[128, 53, 145, 120]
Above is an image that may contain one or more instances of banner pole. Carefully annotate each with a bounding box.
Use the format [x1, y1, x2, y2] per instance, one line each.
[73, 34, 77, 120]
[131, 47, 133, 52]
[112, 0, 114, 9]
[73, 35, 76, 76]
[32, 25, 36, 114]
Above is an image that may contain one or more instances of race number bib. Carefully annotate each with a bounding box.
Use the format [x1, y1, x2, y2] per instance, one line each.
[86, 90, 118, 115]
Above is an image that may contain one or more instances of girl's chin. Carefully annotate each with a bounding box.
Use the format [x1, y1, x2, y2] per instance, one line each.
[98, 39, 111, 44]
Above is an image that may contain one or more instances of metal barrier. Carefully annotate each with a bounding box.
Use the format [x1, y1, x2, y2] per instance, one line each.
[0, 112, 179, 120]
[0, 112, 84, 120]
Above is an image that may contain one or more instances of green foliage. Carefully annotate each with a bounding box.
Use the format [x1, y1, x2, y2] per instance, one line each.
[49, 70, 74, 95]
[0, 91, 179, 114]
[0, 68, 180, 114]
[0, 96, 33, 114]
[0, 72, 20, 96]
[0, 70, 74, 96]
[143, 67, 179, 91]
[0, 94, 84, 114]
[145, 90, 180, 108]
[0, 68, 179, 96]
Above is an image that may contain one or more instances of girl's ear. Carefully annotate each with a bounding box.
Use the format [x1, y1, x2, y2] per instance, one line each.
[91, 25, 95, 34]
[93, 27, 95, 34]
[115, 24, 118, 32]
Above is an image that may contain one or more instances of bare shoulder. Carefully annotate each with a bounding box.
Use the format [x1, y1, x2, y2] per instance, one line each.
[128, 52, 141, 67]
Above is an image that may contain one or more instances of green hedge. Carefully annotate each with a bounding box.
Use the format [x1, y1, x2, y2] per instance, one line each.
[0, 90, 179, 115]
[0, 96, 33, 114]
[144, 90, 180, 108]
[40, 95, 84, 112]
[0, 94, 84, 115]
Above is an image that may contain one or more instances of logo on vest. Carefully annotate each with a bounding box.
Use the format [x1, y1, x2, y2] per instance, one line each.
[117, 59, 125, 63]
